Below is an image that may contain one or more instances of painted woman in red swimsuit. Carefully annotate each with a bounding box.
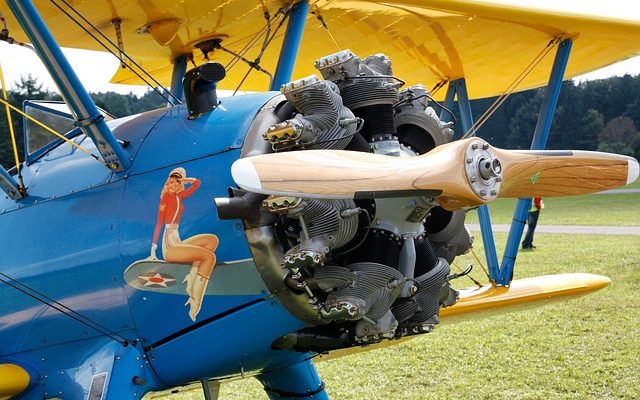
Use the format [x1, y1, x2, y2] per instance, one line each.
[149, 167, 219, 321]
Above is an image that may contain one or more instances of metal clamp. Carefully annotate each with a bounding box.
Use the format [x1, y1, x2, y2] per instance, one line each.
[75, 113, 105, 128]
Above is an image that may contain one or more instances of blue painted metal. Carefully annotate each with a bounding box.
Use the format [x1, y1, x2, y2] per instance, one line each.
[449, 79, 501, 280]
[531, 39, 574, 150]
[498, 39, 573, 285]
[476, 207, 500, 281]
[498, 197, 532, 283]
[149, 299, 304, 385]
[0, 166, 22, 200]
[439, 83, 456, 123]
[270, 1, 310, 90]
[130, 93, 275, 174]
[169, 55, 188, 105]
[452, 80, 474, 138]
[6, 0, 130, 172]
[8, 336, 160, 399]
[0, 92, 316, 398]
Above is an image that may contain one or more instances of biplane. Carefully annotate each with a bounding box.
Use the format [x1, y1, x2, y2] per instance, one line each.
[0, 0, 638, 399]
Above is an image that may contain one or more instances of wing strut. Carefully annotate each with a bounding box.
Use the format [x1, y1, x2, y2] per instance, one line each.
[6, 0, 130, 172]
[440, 39, 573, 286]
[169, 54, 188, 106]
[0, 167, 22, 200]
[270, 0, 310, 90]
[440, 79, 501, 282]
[499, 39, 574, 284]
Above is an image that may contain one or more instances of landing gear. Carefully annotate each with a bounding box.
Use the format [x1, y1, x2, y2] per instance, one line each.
[200, 378, 221, 400]
[257, 357, 328, 400]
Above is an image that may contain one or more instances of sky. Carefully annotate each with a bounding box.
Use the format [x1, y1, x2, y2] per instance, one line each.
[0, 44, 150, 96]
[0, 0, 639, 97]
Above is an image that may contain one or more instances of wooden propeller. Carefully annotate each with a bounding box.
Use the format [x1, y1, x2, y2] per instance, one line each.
[231, 138, 639, 210]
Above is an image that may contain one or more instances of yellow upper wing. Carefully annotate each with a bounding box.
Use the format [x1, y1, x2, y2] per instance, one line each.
[2, 0, 640, 99]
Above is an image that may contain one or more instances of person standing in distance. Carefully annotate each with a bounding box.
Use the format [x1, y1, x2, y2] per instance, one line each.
[522, 197, 544, 250]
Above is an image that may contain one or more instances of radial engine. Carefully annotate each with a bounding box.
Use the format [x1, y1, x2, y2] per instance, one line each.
[216, 50, 474, 352]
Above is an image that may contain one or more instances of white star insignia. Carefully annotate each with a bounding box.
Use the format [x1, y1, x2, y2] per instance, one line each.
[138, 273, 176, 288]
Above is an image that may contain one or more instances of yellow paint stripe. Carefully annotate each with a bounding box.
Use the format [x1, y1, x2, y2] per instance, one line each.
[0, 364, 30, 397]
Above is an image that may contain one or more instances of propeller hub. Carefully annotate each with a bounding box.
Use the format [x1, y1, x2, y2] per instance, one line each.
[464, 139, 502, 201]
[479, 157, 502, 180]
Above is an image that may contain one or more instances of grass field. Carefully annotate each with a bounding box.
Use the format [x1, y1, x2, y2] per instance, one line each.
[151, 191, 640, 400]
[465, 192, 640, 226]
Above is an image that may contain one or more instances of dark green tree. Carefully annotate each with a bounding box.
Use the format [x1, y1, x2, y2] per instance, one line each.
[92, 91, 134, 117]
[577, 109, 605, 150]
[597, 116, 640, 157]
[474, 90, 537, 147]
[505, 90, 543, 149]
[131, 89, 167, 113]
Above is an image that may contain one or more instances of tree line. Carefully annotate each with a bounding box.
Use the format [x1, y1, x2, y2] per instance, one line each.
[1, 73, 640, 168]
[466, 75, 640, 156]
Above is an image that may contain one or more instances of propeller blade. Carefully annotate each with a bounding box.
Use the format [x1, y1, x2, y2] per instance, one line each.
[232, 148, 442, 198]
[231, 138, 639, 210]
[493, 148, 639, 198]
[232, 138, 494, 209]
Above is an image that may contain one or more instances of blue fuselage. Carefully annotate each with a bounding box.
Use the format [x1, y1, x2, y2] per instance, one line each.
[0, 94, 306, 397]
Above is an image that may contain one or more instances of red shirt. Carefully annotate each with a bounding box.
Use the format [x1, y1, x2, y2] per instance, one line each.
[152, 179, 200, 244]
[533, 197, 543, 210]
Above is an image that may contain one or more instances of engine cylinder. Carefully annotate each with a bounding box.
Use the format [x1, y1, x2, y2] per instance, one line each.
[272, 76, 357, 151]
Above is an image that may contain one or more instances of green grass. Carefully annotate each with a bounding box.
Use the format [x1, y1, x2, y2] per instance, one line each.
[465, 193, 640, 226]
[152, 233, 640, 399]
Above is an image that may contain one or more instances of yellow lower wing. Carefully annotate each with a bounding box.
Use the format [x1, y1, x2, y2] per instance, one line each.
[441, 273, 610, 320]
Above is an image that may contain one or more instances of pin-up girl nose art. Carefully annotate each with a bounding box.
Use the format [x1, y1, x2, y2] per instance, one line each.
[149, 167, 219, 321]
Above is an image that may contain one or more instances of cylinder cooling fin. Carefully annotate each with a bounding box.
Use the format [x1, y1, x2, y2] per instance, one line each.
[217, 49, 475, 352]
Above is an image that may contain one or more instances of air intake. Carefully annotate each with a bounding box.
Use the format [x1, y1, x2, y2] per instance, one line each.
[183, 62, 226, 119]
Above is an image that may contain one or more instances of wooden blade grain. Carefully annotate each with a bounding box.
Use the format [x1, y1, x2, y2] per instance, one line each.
[493, 149, 639, 198]
[231, 139, 487, 209]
